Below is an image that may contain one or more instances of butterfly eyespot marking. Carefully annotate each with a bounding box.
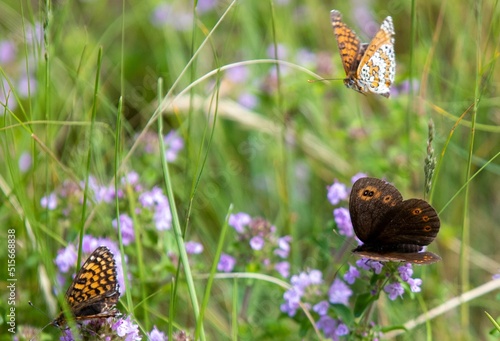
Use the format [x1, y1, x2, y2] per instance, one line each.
[422, 215, 430, 222]
[423, 225, 432, 232]
[412, 208, 422, 215]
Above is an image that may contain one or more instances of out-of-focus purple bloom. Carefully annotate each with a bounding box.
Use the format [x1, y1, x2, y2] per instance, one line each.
[407, 278, 422, 293]
[17, 74, 37, 98]
[151, 4, 193, 31]
[154, 202, 172, 231]
[327, 180, 348, 205]
[41, 193, 58, 210]
[390, 79, 420, 97]
[112, 214, 135, 245]
[238, 93, 258, 109]
[280, 287, 302, 317]
[266, 43, 288, 60]
[148, 326, 167, 341]
[328, 279, 352, 305]
[343, 265, 360, 284]
[0, 40, 16, 63]
[296, 48, 316, 66]
[55, 245, 77, 273]
[197, 0, 217, 13]
[250, 236, 264, 250]
[113, 316, 142, 340]
[164, 130, 184, 162]
[351, 173, 367, 184]
[274, 236, 291, 258]
[333, 207, 353, 237]
[217, 253, 236, 272]
[316, 315, 338, 339]
[493, 273, 500, 280]
[122, 171, 139, 186]
[355, 258, 371, 271]
[313, 300, 329, 316]
[185, 241, 204, 254]
[336, 323, 349, 336]
[19, 152, 32, 172]
[226, 65, 248, 83]
[384, 282, 404, 300]
[25, 22, 43, 46]
[398, 263, 413, 282]
[274, 261, 290, 278]
[228, 212, 251, 233]
[370, 261, 384, 274]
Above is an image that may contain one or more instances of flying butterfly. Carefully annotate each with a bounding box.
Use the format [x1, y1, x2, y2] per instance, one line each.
[331, 10, 396, 98]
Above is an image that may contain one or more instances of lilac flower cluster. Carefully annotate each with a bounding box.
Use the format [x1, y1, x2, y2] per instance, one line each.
[218, 212, 291, 278]
[280, 269, 352, 339]
[58, 316, 143, 341]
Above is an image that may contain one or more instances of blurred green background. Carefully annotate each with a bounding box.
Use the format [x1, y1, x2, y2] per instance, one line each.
[1, 0, 499, 340]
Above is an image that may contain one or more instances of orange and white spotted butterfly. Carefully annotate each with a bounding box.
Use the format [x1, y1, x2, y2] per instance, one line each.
[331, 10, 395, 98]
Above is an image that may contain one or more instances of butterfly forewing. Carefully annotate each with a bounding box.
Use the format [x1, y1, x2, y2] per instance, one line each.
[53, 246, 120, 327]
[349, 177, 403, 243]
[331, 10, 362, 76]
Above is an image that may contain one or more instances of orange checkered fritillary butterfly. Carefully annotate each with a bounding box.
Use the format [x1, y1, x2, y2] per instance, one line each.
[52, 246, 120, 327]
[331, 10, 396, 98]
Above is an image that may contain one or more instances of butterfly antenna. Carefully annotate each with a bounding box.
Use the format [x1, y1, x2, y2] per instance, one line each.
[307, 77, 343, 83]
[28, 301, 53, 340]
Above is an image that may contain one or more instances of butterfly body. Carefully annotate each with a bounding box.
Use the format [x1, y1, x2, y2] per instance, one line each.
[53, 246, 120, 327]
[349, 177, 441, 264]
[331, 10, 396, 98]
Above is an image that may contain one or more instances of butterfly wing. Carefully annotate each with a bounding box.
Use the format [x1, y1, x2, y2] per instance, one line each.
[53, 246, 120, 326]
[366, 198, 440, 247]
[331, 10, 362, 77]
[353, 250, 441, 264]
[355, 16, 396, 97]
[349, 177, 403, 243]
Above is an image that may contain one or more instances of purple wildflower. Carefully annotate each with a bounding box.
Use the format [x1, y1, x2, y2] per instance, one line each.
[228, 212, 251, 233]
[316, 315, 338, 339]
[112, 214, 135, 245]
[164, 130, 184, 162]
[196, 0, 217, 13]
[266, 43, 288, 60]
[154, 202, 172, 231]
[328, 279, 352, 305]
[250, 236, 264, 250]
[327, 180, 348, 205]
[41, 193, 58, 210]
[113, 316, 142, 340]
[238, 93, 258, 109]
[185, 241, 204, 254]
[384, 282, 404, 300]
[274, 261, 290, 278]
[280, 287, 302, 317]
[336, 323, 349, 336]
[493, 273, 500, 280]
[18, 152, 32, 172]
[333, 207, 353, 237]
[148, 326, 167, 341]
[313, 300, 329, 316]
[407, 278, 422, 293]
[351, 173, 368, 184]
[343, 265, 360, 284]
[0, 40, 16, 64]
[217, 253, 236, 272]
[225, 65, 248, 83]
[274, 235, 291, 258]
[398, 263, 413, 282]
[55, 245, 77, 273]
